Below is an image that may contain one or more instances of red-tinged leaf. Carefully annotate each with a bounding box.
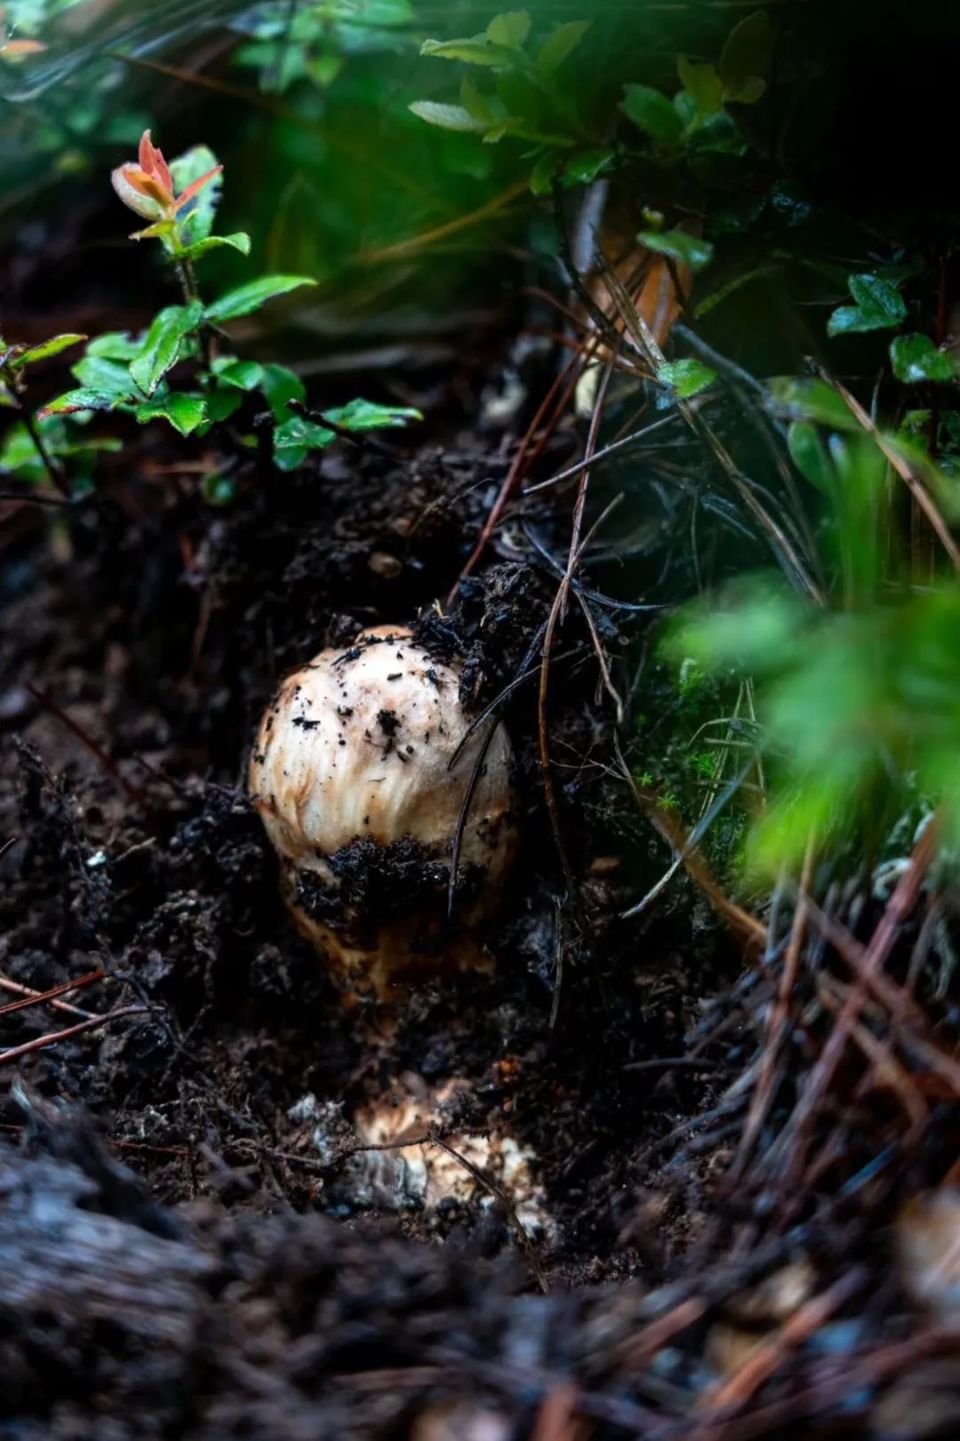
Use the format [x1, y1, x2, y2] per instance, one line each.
[112, 165, 169, 221]
[3, 38, 46, 56]
[173, 164, 223, 214]
[139, 130, 172, 193]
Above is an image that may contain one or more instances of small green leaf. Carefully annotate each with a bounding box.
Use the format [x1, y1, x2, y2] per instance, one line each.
[677, 56, 724, 118]
[212, 358, 265, 390]
[260, 362, 306, 422]
[768, 376, 858, 430]
[39, 387, 130, 417]
[460, 74, 496, 124]
[620, 84, 684, 146]
[325, 398, 422, 431]
[73, 355, 138, 393]
[273, 415, 337, 469]
[16, 333, 86, 367]
[529, 150, 559, 194]
[419, 36, 518, 66]
[657, 359, 716, 398]
[135, 393, 207, 436]
[408, 100, 487, 132]
[718, 9, 772, 102]
[204, 275, 316, 323]
[86, 331, 142, 361]
[178, 232, 252, 262]
[787, 420, 836, 492]
[129, 302, 203, 396]
[562, 146, 616, 185]
[206, 389, 244, 422]
[537, 20, 589, 73]
[890, 333, 955, 384]
[827, 273, 906, 336]
[486, 11, 531, 48]
[638, 228, 714, 272]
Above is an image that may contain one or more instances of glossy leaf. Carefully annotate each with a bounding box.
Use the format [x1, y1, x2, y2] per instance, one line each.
[638, 228, 714, 272]
[828, 273, 906, 336]
[179, 232, 252, 261]
[260, 363, 306, 422]
[73, 355, 138, 393]
[408, 100, 487, 132]
[16, 333, 87, 367]
[204, 275, 316, 323]
[213, 358, 265, 390]
[326, 398, 422, 431]
[40, 387, 130, 417]
[135, 392, 207, 436]
[657, 359, 716, 398]
[620, 84, 683, 145]
[890, 333, 954, 384]
[86, 331, 143, 361]
[129, 302, 203, 396]
[562, 146, 616, 185]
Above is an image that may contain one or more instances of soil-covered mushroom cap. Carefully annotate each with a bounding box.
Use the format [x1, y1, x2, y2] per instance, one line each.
[249, 625, 516, 993]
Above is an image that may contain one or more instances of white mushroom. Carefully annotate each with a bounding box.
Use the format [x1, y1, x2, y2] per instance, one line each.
[249, 625, 516, 997]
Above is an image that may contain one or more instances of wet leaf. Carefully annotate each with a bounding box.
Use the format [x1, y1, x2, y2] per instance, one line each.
[890, 333, 954, 384]
[638, 228, 714, 272]
[204, 275, 316, 323]
[129, 302, 203, 396]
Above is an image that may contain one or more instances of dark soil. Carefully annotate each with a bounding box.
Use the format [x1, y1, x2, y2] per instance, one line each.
[0, 369, 759, 1432]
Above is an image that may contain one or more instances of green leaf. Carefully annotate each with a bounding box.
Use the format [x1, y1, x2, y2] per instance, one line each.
[677, 56, 724, 119]
[638, 227, 714, 272]
[170, 144, 222, 244]
[260, 362, 306, 422]
[15, 333, 86, 367]
[134, 392, 207, 436]
[408, 100, 487, 132]
[178, 232, 252, 262]
[325, 398, 422, 431]
[205, 389, 244, 423]
[86, 331, 142, 361]
[39, 387, 130, 417]
[129, 302, 203, 397]
[460, 74, 497, 124]
[72, 355, 137, 393]
[420, 36, 518, 66]
[530, 150, 559, 195]
[787, 420, 836, 492]
[827, 273, 906, 336]
[620, 84, 684, 146]
[212, 358, 265, 390]
[486, 10, 530, 48]
[890, 333, 955, 384]
[273, 415, 337, 470]
[537, 20, 589, 73]
[768, 376, 858, 430]
[562, 146, 616, 186]
[204, 275, 317, 323]
[657, 359, 716, 398]
[718, 9, 772, 102]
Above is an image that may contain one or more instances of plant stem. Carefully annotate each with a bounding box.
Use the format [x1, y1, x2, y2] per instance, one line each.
[20, 405, 71, 499]
[174, 254, 215, 370]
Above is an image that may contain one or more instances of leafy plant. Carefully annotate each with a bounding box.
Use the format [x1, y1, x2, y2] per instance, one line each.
[231, 0, 414, 93]
[41, 129, 421, 473]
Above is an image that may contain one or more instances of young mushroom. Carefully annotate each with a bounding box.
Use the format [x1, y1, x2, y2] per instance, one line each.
[249, 625, 516, 998]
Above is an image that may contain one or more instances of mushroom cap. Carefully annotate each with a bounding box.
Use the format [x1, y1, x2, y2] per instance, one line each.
[249, 624, 515, 895]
